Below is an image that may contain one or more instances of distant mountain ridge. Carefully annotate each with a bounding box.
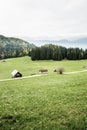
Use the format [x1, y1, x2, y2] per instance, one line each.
[27, 37, 87, 49]
[58, 37, 87, 44]
[37, 37, 87, 44]
[73, 37, 87, 44]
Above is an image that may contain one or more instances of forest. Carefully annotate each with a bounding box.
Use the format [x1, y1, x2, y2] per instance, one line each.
[30, 44, 87, 60]
[0, 44, 30, 59]
[0, 35, 87, 60]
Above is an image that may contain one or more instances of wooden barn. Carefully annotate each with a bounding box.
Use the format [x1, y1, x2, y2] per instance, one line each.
[11, 69, 22, 78]
[39, 69, 48, 74]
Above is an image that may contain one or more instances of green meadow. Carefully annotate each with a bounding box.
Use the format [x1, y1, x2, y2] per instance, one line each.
[0, 56, 87, 130]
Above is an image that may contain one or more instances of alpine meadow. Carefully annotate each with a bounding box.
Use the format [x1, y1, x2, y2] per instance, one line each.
[1, 0, 87, 129]
[0, 56, 87, 130]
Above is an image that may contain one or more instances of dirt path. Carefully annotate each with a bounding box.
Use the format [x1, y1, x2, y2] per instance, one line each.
[64, 69, 87, 74]
[0, 74, 47, 82]
[0, 69, 87, 82]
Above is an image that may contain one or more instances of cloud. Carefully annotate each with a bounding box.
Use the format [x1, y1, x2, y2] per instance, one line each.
[0, 0, 87, 39]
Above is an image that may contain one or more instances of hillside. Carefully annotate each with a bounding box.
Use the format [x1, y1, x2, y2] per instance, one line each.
[0, 35, 35, 48]
[0, 35, 36, 59]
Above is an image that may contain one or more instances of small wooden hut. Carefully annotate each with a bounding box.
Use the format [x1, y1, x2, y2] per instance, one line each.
[11, 69, 22, 78]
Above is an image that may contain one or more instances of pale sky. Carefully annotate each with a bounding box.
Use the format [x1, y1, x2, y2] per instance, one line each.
[0, 0, 87, 40]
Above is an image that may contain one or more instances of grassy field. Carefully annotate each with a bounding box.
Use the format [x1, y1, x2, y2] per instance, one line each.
[0, 56, 87, 130]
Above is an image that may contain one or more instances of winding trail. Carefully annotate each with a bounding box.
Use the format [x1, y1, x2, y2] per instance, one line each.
[0, 74, 47, 82]
[0, 69, 87, 82]
[64, 69, 87, 74]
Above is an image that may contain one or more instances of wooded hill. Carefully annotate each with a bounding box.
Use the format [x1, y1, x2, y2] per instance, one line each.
[0, 35, 36, 59]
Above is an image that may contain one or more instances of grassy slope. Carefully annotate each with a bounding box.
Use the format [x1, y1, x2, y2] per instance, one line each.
[0, 57, 87, 130]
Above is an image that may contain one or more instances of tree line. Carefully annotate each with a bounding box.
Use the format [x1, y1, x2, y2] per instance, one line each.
[29, 44, 87, 60]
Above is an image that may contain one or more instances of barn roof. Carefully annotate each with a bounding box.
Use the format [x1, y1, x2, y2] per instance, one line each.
[11, 69, 18, 76]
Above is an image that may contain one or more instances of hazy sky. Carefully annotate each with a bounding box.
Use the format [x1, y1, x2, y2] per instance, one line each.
[0, 0, 87, 40]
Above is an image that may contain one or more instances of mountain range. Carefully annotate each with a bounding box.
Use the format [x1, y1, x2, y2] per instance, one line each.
[25, 37, 87, 49]
[0, 35, 87, 49]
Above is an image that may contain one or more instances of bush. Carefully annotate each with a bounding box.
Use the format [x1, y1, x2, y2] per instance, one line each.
[54, 67, 64, 74]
